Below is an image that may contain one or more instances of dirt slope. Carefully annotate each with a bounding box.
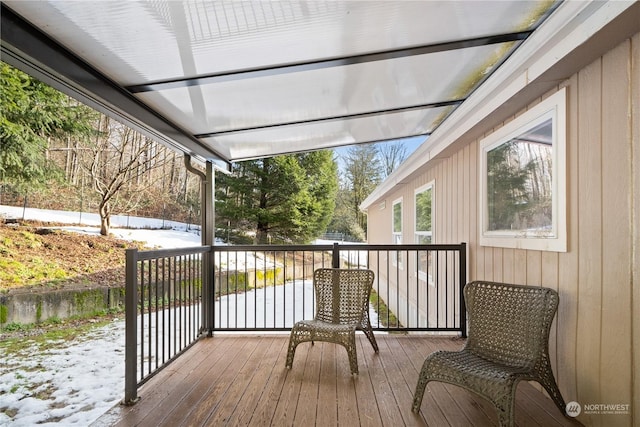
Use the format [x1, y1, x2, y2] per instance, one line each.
[0, 221, 144, 294]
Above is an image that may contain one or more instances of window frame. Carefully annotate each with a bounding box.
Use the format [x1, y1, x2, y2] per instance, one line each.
[414, 181, 434, 244]
[479, 87, 567, 252]
[414, 182, 434, 284]
[392, 197, 403, 268]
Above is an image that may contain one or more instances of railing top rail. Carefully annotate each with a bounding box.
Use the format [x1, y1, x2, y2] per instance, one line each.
[127, 245, 211, 261]
[212, 244, 335, 252]
[344, 243, 466, 251]
[210, 242, 466, 252]
[128, 242, 466, 260]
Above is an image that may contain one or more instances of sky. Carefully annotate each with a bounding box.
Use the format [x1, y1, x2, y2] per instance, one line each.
[333, 135, 425, 172]
[0, 205, 374, 426]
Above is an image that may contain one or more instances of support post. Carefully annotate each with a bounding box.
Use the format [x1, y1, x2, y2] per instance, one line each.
[123, 248, 139, 405]
[203, 162, 215, 335]
[332, 242, 340, 268]
[184, 156, 215, 336]
[459, 242, 468, 338]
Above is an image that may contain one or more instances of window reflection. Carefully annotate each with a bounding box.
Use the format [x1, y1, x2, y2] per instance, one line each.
[486, 118, 552, 233]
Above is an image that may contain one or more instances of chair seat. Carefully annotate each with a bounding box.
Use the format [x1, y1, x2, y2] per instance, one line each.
[422, 350, 533, 391]
[293, 319, 357, 335]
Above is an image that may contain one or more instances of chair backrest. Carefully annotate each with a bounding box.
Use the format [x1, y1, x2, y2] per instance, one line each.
[313, 268, 375, 325]
[464, 281, 559, 369]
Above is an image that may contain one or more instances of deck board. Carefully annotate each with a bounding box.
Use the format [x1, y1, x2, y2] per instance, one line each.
[95, 334, 582, 427]
[314, 343, 338, 425]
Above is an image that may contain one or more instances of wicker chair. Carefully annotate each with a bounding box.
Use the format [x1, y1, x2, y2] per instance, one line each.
[285, 268, 378, 375]
[412, 281, 566, 427]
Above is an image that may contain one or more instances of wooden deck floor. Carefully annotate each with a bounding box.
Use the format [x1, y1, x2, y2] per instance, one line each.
[94, 334, 581, 427]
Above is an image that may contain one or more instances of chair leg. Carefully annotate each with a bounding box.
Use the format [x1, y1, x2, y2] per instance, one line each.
[538, 366, 566, 415]
[494, 395, 516, 427]
[345, 333, 359, 375]
[412, 360, 430, 412]
[489, 383, 517, 427]
[285, 334, 299, 369]
[361, 312, 379, 353]
[362, 327, 378, 353]
[285, 325, 305, 369]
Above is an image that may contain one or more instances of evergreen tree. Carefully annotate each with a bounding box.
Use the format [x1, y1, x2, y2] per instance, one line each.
[215, 151, 337, 244]
[486, 141, 536, 231]
[326, 186, 366, 241]
[0, 62, 96, 191]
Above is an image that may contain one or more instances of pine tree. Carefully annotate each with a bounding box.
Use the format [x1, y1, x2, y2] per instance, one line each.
[215, 151, 337, 244]
[0, 62, 97, 191]
[486, 141, 535, 231]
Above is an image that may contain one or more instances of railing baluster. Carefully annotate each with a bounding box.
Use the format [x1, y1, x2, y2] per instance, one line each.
[459, 243, 467, 337]
[187, 255, 191, 340]
[162, 258, 171, 364]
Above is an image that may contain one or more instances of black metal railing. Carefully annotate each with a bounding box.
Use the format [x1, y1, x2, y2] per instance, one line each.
[124, 242, 466, 403]
[124, 245, 210, 404]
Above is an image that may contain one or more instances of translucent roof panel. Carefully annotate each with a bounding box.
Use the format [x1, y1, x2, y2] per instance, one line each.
[2, 0, 559, 162]
[201, 106, 454, 160]
[136, 41, 517, 135]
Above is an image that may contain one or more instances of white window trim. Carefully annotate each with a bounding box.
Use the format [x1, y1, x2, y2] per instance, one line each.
[414, 182, 435, 285]
[392, 197, 403, 268]
[392, 197, 403, 239]
[414, 181, 434, 244]
[479, 87, 567, 252]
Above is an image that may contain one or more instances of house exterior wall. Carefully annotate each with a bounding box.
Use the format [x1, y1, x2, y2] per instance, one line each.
[365, 33, 639, 427]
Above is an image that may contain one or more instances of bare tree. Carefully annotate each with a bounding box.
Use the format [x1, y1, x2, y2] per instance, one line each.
[341, 144, 382, 231]
[82, 116, 169, 235]
[377, 140, 408, 178]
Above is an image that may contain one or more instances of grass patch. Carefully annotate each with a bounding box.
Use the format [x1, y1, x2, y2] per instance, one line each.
[370, 289, 404, 331]
[0, 314, 119, 354]
[0, 256, 68, 288]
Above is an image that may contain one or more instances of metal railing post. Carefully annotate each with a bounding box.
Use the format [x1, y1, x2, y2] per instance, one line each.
[123, 248, 139, 405]
[332, 242, 340, 268]
[205, 248, 214, 336]
[459, 242, 467, 338]
[203, 162, 215, 336]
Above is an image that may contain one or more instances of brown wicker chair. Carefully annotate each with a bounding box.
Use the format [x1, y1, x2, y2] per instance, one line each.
[412, 281, 566, 427]
[285, 268, 378, 375]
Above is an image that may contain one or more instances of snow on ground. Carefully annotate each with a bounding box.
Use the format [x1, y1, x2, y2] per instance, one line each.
[0, 205, 202, 249]
[0, 205, 199, 233]
[0, 206, 368, 426]
[0, 320, 125, 426]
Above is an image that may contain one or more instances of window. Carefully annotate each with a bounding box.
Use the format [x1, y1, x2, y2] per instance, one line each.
[479, 88, 567, 252]
[415, 183, 433, 244]
[415, 183, 434, 283]
[392, 198, 403, 267]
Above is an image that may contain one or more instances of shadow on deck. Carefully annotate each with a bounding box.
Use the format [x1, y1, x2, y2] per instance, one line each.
[93, 335, 581, 426]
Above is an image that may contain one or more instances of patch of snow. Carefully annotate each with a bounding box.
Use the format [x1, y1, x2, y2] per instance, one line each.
[0, 320, 125, 426]
[0, 205, 199, 233]
[0, 205, 202, 249]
